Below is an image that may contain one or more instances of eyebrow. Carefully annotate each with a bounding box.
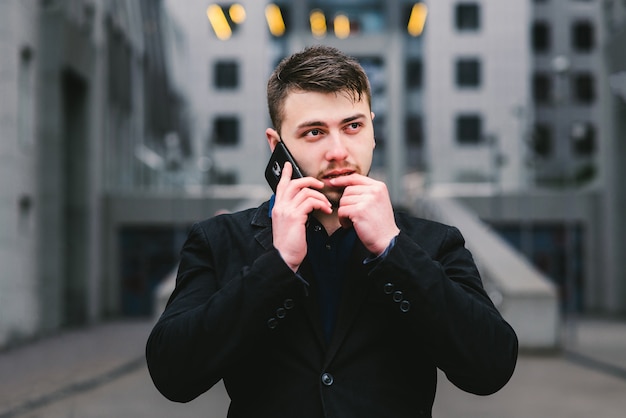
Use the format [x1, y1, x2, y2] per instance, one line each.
[296, 113, 368, 130]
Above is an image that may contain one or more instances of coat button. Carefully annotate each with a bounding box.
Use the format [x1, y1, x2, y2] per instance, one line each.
[267, 318, 278, 329]
[276, 307, 286, 319]
[400, 300, 411, 312]
[321, 373, 334, 386]
[393, 290, 403, 302]
[383, 283, 395, 295]
[283, 298, 294, 309]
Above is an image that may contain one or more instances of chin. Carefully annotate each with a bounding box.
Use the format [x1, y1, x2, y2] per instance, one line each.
[323, 188, 344, 209]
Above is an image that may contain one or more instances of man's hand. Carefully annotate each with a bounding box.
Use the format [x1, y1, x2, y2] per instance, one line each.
[329, 174, 400, 256]
[271, 162, 332, 272]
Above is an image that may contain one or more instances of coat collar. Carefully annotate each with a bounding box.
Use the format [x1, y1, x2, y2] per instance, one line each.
[251, 200, 273, 250]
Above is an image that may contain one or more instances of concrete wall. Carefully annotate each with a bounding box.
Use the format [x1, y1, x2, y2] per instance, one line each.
[0, 0, 40, 347]
[425, 0, 531, 188]
[164, 0, 272, 186]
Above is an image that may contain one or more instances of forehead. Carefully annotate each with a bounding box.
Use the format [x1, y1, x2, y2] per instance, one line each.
[281, 90, 370, 126]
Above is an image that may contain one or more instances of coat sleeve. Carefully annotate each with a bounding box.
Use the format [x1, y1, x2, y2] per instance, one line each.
[145, 221, 304, 403]
[369, 225, 518, 395]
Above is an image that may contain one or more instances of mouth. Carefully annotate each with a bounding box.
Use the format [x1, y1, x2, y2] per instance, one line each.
[322, 170, 355, 180]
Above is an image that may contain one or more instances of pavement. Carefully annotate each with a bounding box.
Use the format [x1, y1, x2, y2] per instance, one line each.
[1, 316, 626, 417]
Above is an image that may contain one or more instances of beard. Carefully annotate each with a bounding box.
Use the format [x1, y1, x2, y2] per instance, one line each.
[312, 163, 369, 209]
[322, 185, 345, 209]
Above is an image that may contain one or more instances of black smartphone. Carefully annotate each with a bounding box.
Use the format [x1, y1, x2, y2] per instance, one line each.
[264, 141, 304, 192]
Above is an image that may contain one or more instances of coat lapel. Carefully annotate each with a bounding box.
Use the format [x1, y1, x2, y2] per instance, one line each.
[251, 203, 327, 348]
[252, 202, 274, 250]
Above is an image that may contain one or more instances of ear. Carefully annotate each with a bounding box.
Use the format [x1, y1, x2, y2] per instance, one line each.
[371, 112, 376, 149]
[266, 128, 280, 152]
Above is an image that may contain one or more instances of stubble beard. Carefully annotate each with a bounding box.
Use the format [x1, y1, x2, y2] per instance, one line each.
[314, 163, 360, 209]
[324, 187, 345, 209]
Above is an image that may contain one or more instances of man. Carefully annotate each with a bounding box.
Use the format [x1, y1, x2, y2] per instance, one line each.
[146, 45, 518, 418]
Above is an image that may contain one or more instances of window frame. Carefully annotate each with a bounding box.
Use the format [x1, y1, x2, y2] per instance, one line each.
[455, 113, 484, 145]
[213, 115, 240, 146]
[455, 3, 481, 32]
[455, 57, 481, 88]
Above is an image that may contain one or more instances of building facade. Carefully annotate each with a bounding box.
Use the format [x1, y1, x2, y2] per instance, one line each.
[425, 0, 532, 190]
[2, 0, 625, 350]
[166, 0, 428, 203]
[0, 0, 189, 348]
[0, 0, 41, 347]
[165, 0, 626, 315]
[530, 0, 606, 189]
[601, 0, 626, 312]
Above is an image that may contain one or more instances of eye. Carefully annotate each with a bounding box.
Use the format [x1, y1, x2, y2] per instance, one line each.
[345, 122, 363, 133]
[304, 128, 324, 139]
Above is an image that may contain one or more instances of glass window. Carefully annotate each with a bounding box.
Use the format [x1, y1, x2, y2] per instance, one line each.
[455, 3, 480, 31]
[532, 72, 552, 104]
[572, 73, 595, 104]
[207, 3, 245, 40]
[404, 2, 428, 37]
[531, 123, 553, 157]
[455, 114, 483, 144]
[213, 116, 240, 145]
[18, 47, 35, 149]
[456, 58, 481, 87]
[266, 3, 290, 37]
[308, 1, 385, 37]
[406, 115, 423, 146]
[532, 21, 551, 53]
[406, 59, 422, 89]
[357, 56, 385, 94]
[214, 170, 238, 184]
[214, 61, 239, 89]
[572, 20, 595, 51]
[570, 122, 595, 156]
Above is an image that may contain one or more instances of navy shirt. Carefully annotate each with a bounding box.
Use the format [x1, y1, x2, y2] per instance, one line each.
[268, 195, 396, 343]
[306, 218, 357, 343]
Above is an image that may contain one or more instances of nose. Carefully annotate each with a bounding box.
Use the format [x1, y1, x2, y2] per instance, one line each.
[324, 134, 349, 162]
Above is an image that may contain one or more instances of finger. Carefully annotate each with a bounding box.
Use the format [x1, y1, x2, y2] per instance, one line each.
[293, 189, 333, 213]
[277, 165, 325, 199]
[275, 183, 332, 216]
[275, 161, 293, 194]
[327, 173, 371, 187]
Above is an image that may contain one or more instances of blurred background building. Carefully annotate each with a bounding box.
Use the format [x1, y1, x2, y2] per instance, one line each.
[0, 0, 625, 350]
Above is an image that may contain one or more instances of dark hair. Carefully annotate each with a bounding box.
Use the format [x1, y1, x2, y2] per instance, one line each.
[267, 45, 372, 134]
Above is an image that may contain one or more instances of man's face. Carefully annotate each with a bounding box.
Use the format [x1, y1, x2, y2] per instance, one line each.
[268, 90, 375, 206]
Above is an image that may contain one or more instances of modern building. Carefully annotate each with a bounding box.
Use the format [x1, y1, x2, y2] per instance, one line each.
[166, 0, 428, 204]
[601, 0, 626, 313]
[0, 0, 189, 348]
[167, 0, 626, 315]
[530, 0, 606, 189]
[0, 0, 41, 348]
[2, 0, 625, 350]
[164, 0, 272, 186]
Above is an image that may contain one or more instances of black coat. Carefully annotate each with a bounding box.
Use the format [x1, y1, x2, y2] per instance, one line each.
[146, 201, 518, 418]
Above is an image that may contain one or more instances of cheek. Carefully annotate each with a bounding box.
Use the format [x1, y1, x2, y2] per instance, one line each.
[292, 146, 324, 174]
